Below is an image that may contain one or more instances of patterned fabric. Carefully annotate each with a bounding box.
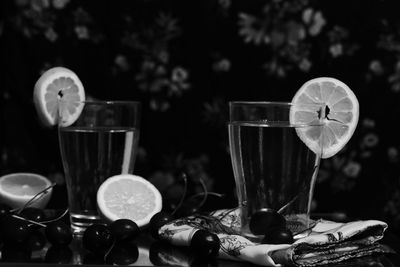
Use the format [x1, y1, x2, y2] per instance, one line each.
[158, 209, 392, 266]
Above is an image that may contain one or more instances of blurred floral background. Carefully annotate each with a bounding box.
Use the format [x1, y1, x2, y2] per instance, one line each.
[1, 0, 400, 234]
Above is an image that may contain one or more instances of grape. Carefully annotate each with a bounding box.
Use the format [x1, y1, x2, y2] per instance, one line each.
[249, 209, 286, 235]
[45, 221, 73, 246]
[262, 227, 294, 244]
[20, 207, 45, 222]
[45, 245, 73, 264]
[149, 211, 174, 239]
[82, 224, 113, 254]
[105, 242, 139, 265]
[110, 219, 140, 242]
[190, 230, 220, 259]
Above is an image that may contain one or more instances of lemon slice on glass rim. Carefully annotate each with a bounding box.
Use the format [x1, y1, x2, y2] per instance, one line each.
[289, 77, 359, 158]
[33, 66, 85, 127]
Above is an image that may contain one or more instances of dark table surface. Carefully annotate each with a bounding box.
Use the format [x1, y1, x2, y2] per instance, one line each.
[0, 227, 399, 267]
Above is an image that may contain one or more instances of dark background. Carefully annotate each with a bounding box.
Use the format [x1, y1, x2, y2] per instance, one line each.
[1, 0, 400, 234]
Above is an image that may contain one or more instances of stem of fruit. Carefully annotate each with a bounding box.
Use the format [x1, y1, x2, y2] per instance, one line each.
[13, 183, 56, 214]
[187, 192, 224, 200]
[11, 214, 47, 228]
[197, 178, 208, 209]
[104, 239, 116, 262]
[39, 208, 69, 224]
[171, 173, 188, 216]
[278, 195, 299, 214]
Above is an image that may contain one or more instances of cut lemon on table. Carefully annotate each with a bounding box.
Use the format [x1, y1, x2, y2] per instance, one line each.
[290, 77, 359, 158]
[33, 66, 85, 127]
[0, 173, 53, 209]
[97, 174, 162, 227]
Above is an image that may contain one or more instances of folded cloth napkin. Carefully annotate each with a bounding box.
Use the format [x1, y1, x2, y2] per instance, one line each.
[157, 208, 393, 266]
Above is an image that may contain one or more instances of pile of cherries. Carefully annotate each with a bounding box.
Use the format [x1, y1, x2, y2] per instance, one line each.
[0, 202, 220, 265]
[249, 208, 294, 244]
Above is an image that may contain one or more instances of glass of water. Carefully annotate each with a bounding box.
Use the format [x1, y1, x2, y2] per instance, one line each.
[58, 101, 141, 234]
[228, 101, 324, 242]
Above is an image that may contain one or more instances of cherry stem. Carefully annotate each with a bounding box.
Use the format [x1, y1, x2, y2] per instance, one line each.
[104, 239, 116, 262]
[39, 208, 69, 224]
[218, 207, 237, 221]
[171, 173, 188, 216]
[197, 178, 208, 209]
[278, 195, 299, 214]
[293, 219, 319, 236]
[11, 214, 47, 228]
[13, 183, 56, 214]
[187, 192, 224, 200]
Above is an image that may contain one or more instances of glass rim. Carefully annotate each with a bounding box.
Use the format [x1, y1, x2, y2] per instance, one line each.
[59, 99, 141, 105]
[229, 101, 325, 126]
[229, 101, 325, 107]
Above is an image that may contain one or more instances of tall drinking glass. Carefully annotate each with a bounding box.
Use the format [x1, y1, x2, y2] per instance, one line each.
[228, 101, 324, 242]
[58, 101, 141, 234]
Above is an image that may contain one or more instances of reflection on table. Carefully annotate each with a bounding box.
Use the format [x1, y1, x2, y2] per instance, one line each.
[1, 230, 400, 267]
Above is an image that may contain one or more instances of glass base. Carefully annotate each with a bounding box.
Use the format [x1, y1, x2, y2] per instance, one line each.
[70, 212, 103, 235]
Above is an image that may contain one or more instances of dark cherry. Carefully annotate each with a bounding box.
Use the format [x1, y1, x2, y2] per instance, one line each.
[1, 215, 30, 244]
[174, 199, 200, 218]
[149, 211, 174, 239]
[45, 245, 73, 264]
[1, 244, 31, 262]
[83, 252, 105, 265]
[20, 207, 45, 222]
[249, 209, 286, 235]
[262, 227, 294, 244]
[105, 242, 139, 265]
[82, 224, 113, 254]
[27, 230, 47, 250]
[0, 203, 11, 219]
[45, 221, 73, 246]
[110, 219, 140, 242]
[190, 230, 220, 259]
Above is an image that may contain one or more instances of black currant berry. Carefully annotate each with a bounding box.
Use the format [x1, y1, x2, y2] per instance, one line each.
[45, 221, 73, 246]
[110, 219, 140, 242]
[249, 209, 286, 235]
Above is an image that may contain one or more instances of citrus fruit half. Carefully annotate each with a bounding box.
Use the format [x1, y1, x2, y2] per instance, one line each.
[97, 174, 162, 227]
[290, 77, 359, 158]
[33, 66, 85, 127]
[0, 173, 53, 209]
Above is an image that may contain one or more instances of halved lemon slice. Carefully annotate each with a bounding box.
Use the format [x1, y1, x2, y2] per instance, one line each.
[0, 173, 53, 209]
[290, 77, 359, 158]
[97, 174, 162, 227]
[33, 67, 85, 127]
